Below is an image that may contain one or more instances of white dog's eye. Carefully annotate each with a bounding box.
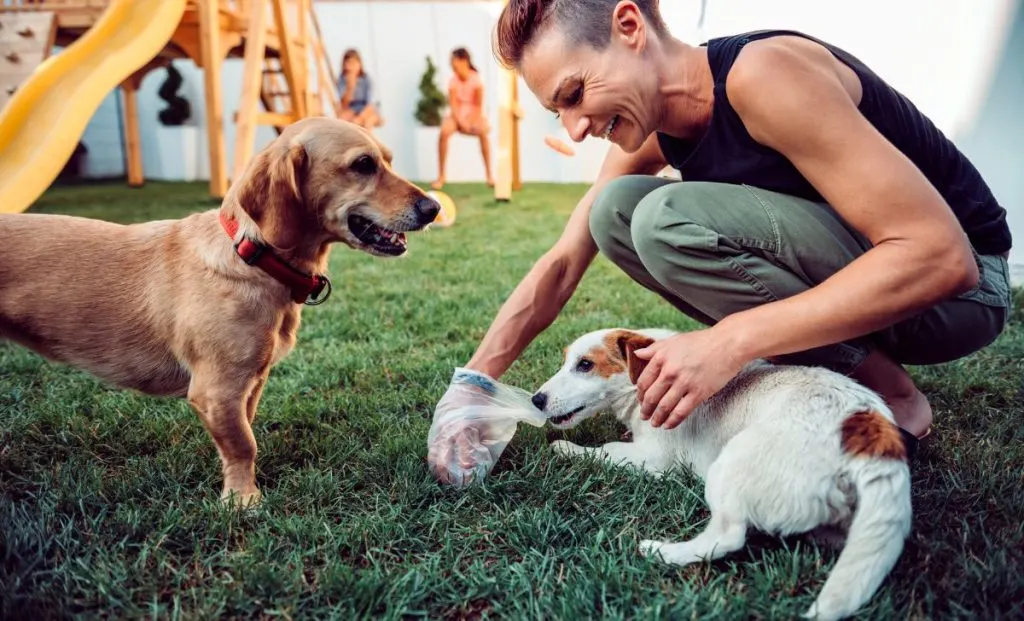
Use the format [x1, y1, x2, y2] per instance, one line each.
[574, 358, 594, 373]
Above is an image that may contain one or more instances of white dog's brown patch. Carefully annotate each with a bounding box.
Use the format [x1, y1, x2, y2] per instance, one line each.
[841, 410, 907, 461]
[589, 333, 627, 378]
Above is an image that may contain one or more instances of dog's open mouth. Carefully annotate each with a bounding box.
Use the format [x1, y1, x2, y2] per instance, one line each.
[348, 214, 407, 256]
[549, 404, 585, 426]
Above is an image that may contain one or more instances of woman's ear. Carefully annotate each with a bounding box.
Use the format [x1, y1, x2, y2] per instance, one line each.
[233, 142, 308, 250]
[611, 0, 646, 51]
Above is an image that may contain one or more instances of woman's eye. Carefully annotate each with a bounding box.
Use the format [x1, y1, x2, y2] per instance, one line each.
[351, 155, 377, 175]
[575, 358, 594, 373]
[568, 85, 583, 105]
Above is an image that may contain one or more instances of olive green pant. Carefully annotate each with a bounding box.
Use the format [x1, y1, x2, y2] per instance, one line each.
[589, 176, 1013, 374]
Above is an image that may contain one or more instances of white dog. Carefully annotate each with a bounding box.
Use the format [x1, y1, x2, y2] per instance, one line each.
[532, 328, 912, 621]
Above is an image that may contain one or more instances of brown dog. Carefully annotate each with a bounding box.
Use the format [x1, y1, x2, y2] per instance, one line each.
[0, 118, 439, 506]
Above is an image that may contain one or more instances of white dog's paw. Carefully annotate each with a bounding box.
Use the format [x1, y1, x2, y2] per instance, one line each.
[638, 539, 665, 559]
[550, 440, 583, 457]
[801, 603, 824, 620]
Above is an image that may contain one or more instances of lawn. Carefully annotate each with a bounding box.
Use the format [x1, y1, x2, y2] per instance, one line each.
[2, 180, 1022, 620]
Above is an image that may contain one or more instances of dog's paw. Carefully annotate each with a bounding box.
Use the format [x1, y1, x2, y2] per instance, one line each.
[639, 539, 665, 559]
[550, 439, 583, 457]
[221, 488, 263, 510]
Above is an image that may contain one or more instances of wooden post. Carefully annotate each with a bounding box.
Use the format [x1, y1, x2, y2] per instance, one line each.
[271, 0, 304, 119]
[198, 0, 228, 198]
[511, 76, 522, 191]
[233, 0, 268, 183]
[309, 3, 341, 117]
[298, 0, 315, 116]
[121, 77, 144, 187]
[494, 65, 521, 201]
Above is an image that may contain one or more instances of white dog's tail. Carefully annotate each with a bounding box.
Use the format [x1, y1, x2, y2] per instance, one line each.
[805, 410, 913, 621]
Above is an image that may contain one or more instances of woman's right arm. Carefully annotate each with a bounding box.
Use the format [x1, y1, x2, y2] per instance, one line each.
[340, 74, 356, 109]
[464, 133, 669, 378]
[448, 82, 461, 122]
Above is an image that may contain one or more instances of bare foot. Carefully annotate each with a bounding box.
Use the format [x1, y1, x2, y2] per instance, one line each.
[850, 349, 933, 438]
[431, 178, 445, 190]
[486, 177, 495, 188]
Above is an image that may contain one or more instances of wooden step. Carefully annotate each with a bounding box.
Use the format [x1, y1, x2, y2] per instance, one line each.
[0, 11, 55, 111]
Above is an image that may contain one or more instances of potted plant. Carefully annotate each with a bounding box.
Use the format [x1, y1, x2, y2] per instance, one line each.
[413, 56, 447, 181]
[149, 63, 201, 181]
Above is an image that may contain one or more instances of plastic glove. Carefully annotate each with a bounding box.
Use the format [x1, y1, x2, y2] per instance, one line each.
[427, 367, 546, 488]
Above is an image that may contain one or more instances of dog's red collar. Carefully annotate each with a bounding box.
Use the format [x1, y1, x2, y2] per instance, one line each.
[219, 212, 331, 305]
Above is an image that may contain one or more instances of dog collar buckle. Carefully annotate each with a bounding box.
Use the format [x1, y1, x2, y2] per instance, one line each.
[304, 275, 332, 306]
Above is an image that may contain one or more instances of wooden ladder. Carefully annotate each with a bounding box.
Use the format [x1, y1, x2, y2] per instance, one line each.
[0, 11, 57, 112]
[232, 0, 336, 184]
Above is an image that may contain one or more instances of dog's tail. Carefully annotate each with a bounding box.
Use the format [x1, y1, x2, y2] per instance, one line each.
[805, 410, 912, 621]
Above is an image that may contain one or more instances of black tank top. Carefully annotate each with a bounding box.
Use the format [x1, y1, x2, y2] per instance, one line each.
[656, 30, 1012, 255]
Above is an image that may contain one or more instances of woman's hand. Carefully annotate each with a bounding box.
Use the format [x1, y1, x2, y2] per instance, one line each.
[633, 327, 749, 430]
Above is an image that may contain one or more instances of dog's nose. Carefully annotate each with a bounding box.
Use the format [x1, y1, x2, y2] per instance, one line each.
[414, 196, 440, 224]
[531, 392, 548, 411]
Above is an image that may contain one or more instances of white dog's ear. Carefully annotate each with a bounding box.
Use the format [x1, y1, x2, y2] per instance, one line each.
[615, 333, 655, 384]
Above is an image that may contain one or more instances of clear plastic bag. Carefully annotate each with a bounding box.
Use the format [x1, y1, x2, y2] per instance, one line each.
[427, 367, 547, 488]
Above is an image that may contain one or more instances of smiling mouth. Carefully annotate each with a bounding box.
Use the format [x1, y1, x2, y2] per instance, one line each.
[601, 115, 619, 140]
[549, 404, 585, 426]
[348, 214, 408, 256]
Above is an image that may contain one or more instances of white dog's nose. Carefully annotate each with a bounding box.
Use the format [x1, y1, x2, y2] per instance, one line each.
[531, 392, 548, 411]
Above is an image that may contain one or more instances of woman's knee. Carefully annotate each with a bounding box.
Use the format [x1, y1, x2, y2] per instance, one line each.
[629, 183, 719, 267]
[589, 176, 644, 254]
[589, 175, 674, 253]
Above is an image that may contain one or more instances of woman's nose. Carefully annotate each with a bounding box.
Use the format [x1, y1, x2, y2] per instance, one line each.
[562, 113, 591, 143]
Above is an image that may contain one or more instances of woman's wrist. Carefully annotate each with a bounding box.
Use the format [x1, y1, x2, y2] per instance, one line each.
[713, 312, 760, 366]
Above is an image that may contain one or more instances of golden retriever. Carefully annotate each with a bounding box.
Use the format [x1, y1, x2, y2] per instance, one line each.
[0, 118, 439, 507]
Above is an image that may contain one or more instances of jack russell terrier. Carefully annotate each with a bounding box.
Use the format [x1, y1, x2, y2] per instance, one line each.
[532, 328, 912, 621]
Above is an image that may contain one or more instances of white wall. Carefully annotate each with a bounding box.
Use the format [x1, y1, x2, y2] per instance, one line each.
[957, 1, 1024, 280]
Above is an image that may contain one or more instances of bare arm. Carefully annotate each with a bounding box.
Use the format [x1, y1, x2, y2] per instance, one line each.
[448, 85, 460, 119]
[472, 79, 484, 108]
[718, 40, 978, 361]
[340, 74, 356, 109]
[466, 133, 668, 378]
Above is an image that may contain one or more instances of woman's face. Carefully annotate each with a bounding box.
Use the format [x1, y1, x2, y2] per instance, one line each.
[518, 9, 658, 153]
[343, 57, 362, 75]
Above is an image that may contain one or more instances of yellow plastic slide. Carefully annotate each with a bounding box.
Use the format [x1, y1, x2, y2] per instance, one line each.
[0, 0, 187, 214]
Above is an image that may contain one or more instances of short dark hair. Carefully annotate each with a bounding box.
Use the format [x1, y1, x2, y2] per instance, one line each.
[494, 0, 669, 69]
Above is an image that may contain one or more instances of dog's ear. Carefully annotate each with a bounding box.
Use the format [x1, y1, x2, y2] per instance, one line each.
[234, 142, 308, 250]
[376, 139, 394, 167]
[615, 333, 655, 384]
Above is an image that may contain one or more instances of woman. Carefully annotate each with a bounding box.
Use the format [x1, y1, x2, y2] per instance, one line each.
[432, 48, 494, 190]
[338, 49, 381, 130]
[429, 0, 1013, 483]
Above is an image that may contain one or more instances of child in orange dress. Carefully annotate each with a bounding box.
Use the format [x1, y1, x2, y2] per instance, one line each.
[432, 48, 493, 190]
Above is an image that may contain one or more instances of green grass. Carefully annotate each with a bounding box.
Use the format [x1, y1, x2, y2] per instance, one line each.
[2, 180, 1023, 620]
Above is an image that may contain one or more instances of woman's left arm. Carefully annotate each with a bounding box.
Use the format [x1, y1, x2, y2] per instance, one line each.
[634, 41, 978, 428]
[355, 76, 374, 119]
